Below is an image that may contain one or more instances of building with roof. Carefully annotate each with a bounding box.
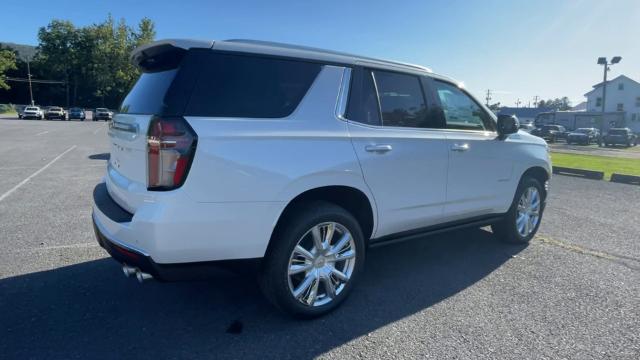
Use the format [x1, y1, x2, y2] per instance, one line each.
[584, 75, 640, 130]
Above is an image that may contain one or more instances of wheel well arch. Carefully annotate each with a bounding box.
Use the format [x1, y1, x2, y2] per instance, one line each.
[270, 185, 375, 247]
[521, 166, 549, 198]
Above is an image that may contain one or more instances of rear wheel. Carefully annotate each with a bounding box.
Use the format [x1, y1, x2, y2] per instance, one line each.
[259, 201, 365, 318]
[492, 177, 545, 244]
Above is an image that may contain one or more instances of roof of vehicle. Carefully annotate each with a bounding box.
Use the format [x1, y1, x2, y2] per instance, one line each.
[131, 39, 461, 82]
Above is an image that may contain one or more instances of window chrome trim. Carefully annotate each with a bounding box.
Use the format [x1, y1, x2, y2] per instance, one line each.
[335, 67, 352, 121]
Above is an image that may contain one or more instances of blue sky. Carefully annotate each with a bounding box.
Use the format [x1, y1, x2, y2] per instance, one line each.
[2, 0, 638, 106]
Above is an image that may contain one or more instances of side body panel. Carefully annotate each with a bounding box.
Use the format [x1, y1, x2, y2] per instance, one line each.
[96, 65, 377, 263]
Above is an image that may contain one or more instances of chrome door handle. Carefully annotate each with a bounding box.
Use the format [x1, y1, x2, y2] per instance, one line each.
[365, 144, 393, 153]
[451, 143, 470, 152]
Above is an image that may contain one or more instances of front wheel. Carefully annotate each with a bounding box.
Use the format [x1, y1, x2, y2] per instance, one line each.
[259, 201, 365, 318]
[492, 177, 545, 244]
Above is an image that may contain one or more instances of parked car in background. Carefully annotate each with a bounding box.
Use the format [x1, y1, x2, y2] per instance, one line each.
[16, 105, 27, 119]
[68, 107, 86, 121]
[22, 106, 43, 120]
[94, 108, 113, 121]
[566, 128, 599, 145]
[603, 128, 638, 147]
[45, 106, 66, 120]
[92, 39, 552, 318]
[519, 121, 536, 132]
[530, 125, 567, 143]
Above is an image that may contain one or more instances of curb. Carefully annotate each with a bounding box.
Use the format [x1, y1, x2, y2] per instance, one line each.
[610, 173, 640, 185]
[552, 166, 604, 180]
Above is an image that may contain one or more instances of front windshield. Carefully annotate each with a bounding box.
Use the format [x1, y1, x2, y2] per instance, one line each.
[575, 129, 591, 134]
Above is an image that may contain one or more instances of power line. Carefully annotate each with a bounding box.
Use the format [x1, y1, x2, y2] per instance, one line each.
[5, 77, 66, 84]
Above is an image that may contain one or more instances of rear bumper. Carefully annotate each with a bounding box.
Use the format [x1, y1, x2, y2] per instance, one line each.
[92, 183, 261, 280]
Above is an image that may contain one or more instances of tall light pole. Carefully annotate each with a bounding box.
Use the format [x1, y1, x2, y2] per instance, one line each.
[596, 56, 622, 144]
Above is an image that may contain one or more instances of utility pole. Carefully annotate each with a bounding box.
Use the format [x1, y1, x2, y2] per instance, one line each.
[515, 98, 521, 108]
[26, 59, 34, 106]
[485, 89, 492, 106]
[533, 95, 539, 108]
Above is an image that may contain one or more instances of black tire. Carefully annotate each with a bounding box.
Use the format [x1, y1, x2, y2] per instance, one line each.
[492, 177, 545, 244]
[259, 201, 365, 318]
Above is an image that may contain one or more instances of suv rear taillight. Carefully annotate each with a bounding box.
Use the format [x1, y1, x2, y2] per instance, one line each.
[147, 117, 197, 191]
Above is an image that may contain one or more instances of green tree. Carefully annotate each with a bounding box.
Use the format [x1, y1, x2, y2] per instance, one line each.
[36, 20, 80, 105]
[537, 97, 572, 111]
[0, 47, 17, 90]
[35, 15, 156, 107]
[488, 102, 501, 112]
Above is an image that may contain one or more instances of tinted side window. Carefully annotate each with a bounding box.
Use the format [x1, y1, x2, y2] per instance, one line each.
[346, 69, 382, 126]
[372, 70, 437, 128]
[185, 53, 321, 118]
[433, 80, 495, 131]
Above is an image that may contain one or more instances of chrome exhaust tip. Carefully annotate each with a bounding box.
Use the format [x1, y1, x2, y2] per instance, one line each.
[122, 264, 137, 278]
[135, 270, 153, 283]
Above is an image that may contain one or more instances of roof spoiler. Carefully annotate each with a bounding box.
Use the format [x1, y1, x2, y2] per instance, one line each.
[130, 39, 214, 71]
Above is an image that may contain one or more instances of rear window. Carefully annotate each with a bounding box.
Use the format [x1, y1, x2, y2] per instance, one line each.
[185, 53, 322, 118]
[372, 70, 433, 128]
[119, 69, 178, 114]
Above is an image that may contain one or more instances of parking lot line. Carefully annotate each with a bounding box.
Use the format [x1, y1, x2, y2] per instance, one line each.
[93, 127, 103, 134]
[0, 145, 77, 203]
[35, 130, 50, 136]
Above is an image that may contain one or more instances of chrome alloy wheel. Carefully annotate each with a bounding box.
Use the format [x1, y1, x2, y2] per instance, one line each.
[287, 222, 356, 307]
[516, 186, 541, 237]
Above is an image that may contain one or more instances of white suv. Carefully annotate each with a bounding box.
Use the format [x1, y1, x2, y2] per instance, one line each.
[93, 39, 551, 317]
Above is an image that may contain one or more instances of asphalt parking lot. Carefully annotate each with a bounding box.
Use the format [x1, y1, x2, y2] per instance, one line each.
[1, 118, 638, 359]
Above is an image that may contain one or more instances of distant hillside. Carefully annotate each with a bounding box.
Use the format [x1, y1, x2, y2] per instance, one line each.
[0, 42, 37, 61]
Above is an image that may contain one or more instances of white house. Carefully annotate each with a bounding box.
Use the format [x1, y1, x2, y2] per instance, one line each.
[584, 75, 640, 132]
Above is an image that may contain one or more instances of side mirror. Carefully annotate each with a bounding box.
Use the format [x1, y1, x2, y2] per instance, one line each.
[497, 114, 519, 139]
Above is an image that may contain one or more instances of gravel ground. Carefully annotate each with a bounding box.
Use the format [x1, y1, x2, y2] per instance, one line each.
[0, 119, 638, 359]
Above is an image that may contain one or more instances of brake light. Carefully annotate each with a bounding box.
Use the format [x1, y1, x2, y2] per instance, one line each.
[147, 117, 197, 190]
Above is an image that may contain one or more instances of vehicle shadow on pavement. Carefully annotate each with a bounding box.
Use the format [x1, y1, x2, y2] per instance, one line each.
[88, 153, 110, 160]
[0, 228, 526, 359]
